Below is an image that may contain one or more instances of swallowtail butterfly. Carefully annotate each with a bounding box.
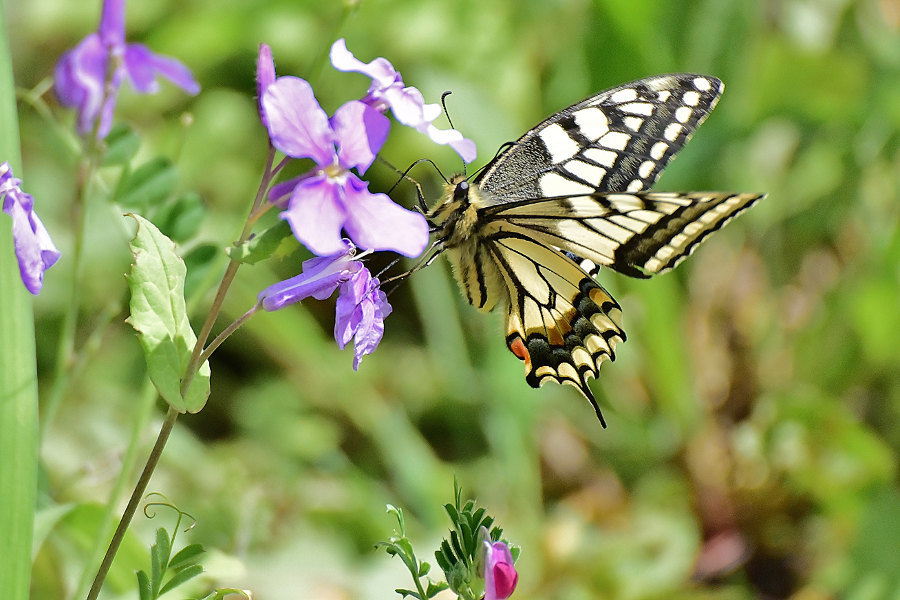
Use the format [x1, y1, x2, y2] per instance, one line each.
[426, 74, 763, 426]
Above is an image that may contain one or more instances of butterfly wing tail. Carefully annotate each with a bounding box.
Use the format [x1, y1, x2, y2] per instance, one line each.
[504, 265, 626, 425]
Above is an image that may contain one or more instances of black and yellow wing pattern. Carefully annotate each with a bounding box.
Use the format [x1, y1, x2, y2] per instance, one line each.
[427, 74, 764, 425]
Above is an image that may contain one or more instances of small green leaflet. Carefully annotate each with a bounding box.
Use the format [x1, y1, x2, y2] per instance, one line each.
[126, 214, 210, 413]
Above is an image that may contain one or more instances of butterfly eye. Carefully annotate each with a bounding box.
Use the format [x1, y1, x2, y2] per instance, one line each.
[453, 180, 469, 202]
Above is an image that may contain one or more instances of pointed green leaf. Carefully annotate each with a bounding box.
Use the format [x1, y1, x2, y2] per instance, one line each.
[226, 219, 294, 265]
[136, 570, 152, 600]
[425, 581, 450, 598]
[126, 214, 210, 412]
[395, 588, 420, 599]
[183, 243, 220, 301]
[450, 530, 464, 562]
[159, 563, 203, 595]
[150, 528, 170, 595]
[115, 157, 177, 211]
[153, 192, 206, 243]
[102, 124, 141, 166]
[168, 543, 205, 569]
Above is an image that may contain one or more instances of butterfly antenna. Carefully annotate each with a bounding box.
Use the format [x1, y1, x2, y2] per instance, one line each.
[441, 91, 467, 178]
[381, 155, 447, 213]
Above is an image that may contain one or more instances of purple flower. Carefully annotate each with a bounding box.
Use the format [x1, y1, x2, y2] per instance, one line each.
[1, 163, 61, 294]
[258, 241, 392, 369]
[54, 0, 200, 138]
[257, 244, 361, 312]
[330, 39, 477, 163]
[483, 541, 518, 600]
[262, 76, 429, 257]
[256, 43, 275, 129]
[334, 266, 391, 370]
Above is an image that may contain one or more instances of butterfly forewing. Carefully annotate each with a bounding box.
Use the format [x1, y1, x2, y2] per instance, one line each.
[476, 74, 725, 201]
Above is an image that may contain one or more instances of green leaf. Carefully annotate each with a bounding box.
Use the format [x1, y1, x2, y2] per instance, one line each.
[159, 563, 203, 596]
[395, 588, 420, 599]
[168, 543, 205, 569]
[425, 581, 450, 598]
[183, 244, 220, 302]
[153, 192, 206, 244]
[136, 570, 152, 600]
[418, 560, 431, 577]
[449, 530, 464, 563]
[126, 214, 211, 413]
[150, 528, 171, 595]
[115, 157, 178, 211]
[225, 219, 294, 265]
[102, 124, 141, 166]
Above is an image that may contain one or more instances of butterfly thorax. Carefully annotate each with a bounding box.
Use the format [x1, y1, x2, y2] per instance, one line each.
[427, 175, 506, 312]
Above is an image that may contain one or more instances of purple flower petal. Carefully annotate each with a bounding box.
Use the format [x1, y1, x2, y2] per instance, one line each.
[263, 76, 335, 165]
[124, 44, 200, 95]
[258, 243, 361, 311]
[98, 0, 125, 46]
[1, 163, 61, 295]
[421, 124, 478, 163]
[484, 542, 518, 600]
[54, 34, 110, 135]
[334, 267, 391, 370]
[340, 175, 429, 257]
[330, 101, 389, 174]
[329, 38, 400, 92]
[256, 43, 276, 128]
[281, 175, 348, 256]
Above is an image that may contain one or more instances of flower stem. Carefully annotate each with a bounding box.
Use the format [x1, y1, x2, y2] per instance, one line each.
[86, 147, 279, 598]
[40, 151, 95, 438]
[85, 405, 180, 600]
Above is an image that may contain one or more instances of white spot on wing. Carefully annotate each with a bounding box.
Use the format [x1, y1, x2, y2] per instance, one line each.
[623, 116, 643, 131]
[683, 91, 700, 106]
[583, 148, 618, 168]
[539, 172, 594, 196]
[627, 179, 644, 191]
[650, 141, 668, 160]
[621, 102, 654, 116]
[611, 88, 639, 103]
[599, 131, 631, 151]
[664, 122, 683, 141]
[657, 90, 671, 102]
[675, 106, 692, 123]
[564, 160, 607, 186]
[573, 107, 609, 140]
[638, 160, 655, 178]
[539, 124, 579, 164]
[693, 77, 712, 91]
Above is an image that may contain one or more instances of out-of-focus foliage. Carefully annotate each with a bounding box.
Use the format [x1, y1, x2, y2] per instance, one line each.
[13, 0, 900, 597]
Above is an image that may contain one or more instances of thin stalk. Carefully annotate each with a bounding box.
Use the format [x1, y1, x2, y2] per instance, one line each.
[85, 406, 179, 600]
[85, 147, 278, 598]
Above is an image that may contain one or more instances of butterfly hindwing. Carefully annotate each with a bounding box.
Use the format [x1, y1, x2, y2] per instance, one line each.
[476, 74, 725, 202]
[484, 231, 624, 426]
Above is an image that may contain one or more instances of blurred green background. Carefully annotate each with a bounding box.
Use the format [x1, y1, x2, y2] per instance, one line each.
[8, 0, 900, 597]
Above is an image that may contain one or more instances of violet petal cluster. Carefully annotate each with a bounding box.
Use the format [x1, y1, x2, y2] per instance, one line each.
[258, 242, 391, 368]
[1, 163, 61, 294]
[334, 266, 392, 370]
[54, 0, 200, 138]
[483, 541, 518, 600]
[330, 39, 476, 163]
[261, 74, 429, 258]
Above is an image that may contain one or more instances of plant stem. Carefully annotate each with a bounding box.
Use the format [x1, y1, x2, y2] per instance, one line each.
[86, 406, 180, 600]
